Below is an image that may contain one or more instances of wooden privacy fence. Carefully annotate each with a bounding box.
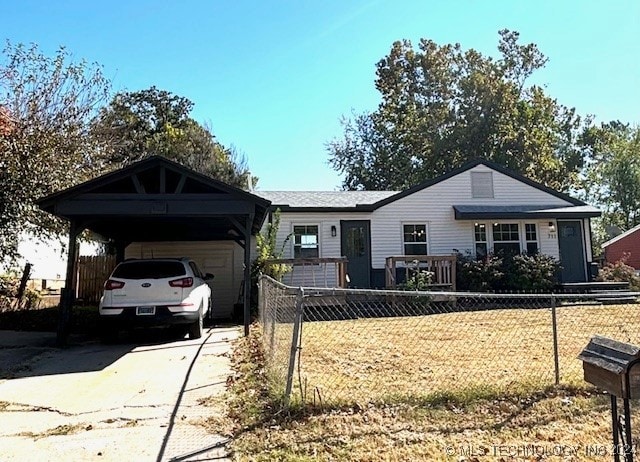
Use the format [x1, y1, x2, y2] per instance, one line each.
[385, 255, 457, 291]
[77, 255, 117, 304]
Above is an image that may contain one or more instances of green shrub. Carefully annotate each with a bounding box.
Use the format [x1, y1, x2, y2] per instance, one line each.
[504, 253, 561, 291]
[398, 260, 434, 291]
[251, 209, 292, 283]
[456, 251, 560, 292]
[456, 252, 505, 291]
[597, 253, 640, 291]
[250, 209, 292, 313]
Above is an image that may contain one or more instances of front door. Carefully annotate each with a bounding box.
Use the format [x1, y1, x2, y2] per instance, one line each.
[341, 220, 371, 288]
[557, 220, 587, 283]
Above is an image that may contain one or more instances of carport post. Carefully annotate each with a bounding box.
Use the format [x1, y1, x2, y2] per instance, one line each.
[114, 241, 127, 263]
[243, 213, 254, 336]
[57, 221, 82, 347]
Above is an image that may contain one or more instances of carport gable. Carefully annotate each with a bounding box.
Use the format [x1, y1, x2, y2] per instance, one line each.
[37, 155, 270, 242]
[37, 156, 271, 344]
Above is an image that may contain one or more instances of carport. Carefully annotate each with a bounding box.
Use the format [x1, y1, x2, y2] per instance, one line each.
[37, 156, 271, 345]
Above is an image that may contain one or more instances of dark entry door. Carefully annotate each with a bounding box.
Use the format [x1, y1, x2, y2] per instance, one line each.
[557, 220, 587, 282]
[341, 220, 371, 288]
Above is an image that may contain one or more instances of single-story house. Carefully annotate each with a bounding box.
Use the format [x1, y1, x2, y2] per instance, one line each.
[257, 159, 600, 288]
[602, 224, 640, 270]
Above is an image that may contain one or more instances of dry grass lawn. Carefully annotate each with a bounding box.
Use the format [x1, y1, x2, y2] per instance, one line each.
[232, 389, 618, 461]
[223, 304, 640, 460]
[224, 323, 640, 462]
[285, 304, 640, 405]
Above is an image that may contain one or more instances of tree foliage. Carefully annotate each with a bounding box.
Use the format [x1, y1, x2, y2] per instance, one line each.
[252, 209, 292, 282]
[581, 122, 640, 231]
[92, 86, 252, 188]
[328, 30, 584, 192]
[0, 42, 110, 263]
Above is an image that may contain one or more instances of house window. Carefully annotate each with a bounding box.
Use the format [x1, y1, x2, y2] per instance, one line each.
[403, 224, 428, 255]
[525, 223, 538, 254]
[492, 223, 520, 256]
[474, 223, 488, 259]
[471, 172, 494, 198]
[293, 225, 319, 258]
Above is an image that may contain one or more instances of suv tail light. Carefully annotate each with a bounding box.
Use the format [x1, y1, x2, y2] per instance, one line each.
[104, 279, 125, 290]
[169, 277, 193, 288]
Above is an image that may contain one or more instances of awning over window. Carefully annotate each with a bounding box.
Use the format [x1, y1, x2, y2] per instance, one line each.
[453, 204, 601, 220]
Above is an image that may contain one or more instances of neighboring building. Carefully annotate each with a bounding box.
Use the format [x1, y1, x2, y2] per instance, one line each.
[602, 224, 640, 270]
[258, 159, 600, 288]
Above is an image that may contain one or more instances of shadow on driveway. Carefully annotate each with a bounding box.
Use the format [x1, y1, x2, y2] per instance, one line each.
[0, 327, 195, 379]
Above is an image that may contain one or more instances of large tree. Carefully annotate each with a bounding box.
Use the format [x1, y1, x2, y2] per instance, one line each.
[0, 42, 110, 263]
[328, 30, 584, 191]
[581, 122, 640, 232]
[92, 87, 252, 188]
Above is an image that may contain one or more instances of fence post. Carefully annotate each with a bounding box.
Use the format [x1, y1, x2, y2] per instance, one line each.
[258, 275, 264, 326]
[269, 281, 276, 354]
[551, 295, 560, 385]
[284, 288, 304, 405]
[15, 262, 32, 308]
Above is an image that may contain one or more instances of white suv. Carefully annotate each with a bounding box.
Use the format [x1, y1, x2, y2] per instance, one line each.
[99, 258, 213, 340]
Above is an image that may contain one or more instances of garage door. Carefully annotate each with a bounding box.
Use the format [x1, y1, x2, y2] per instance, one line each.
[125, 241, 239, 318]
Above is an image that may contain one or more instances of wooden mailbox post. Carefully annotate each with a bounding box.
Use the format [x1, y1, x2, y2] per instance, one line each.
[579, 336, 640, 462]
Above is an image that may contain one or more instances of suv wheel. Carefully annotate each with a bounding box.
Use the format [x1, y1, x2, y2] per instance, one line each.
[188, 307, 203, 340]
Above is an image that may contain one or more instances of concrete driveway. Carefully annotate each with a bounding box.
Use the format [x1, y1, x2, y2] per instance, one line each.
[0, 326, 239, 461]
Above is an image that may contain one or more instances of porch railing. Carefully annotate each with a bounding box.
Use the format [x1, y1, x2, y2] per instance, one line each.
[385, 255, 457, 291]
[266, 257, 348, 288]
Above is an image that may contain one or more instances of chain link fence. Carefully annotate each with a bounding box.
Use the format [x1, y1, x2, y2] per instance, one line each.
[258, 275, 640, 407]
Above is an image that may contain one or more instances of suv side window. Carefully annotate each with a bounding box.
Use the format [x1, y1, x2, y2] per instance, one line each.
[188, 261, 203, 279]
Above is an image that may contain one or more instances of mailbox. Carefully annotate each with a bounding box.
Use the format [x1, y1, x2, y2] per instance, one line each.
[578, 335, 640, 399]
[579, 336, 640, 462]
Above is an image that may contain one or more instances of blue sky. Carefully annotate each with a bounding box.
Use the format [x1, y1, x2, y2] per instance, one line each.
[3, 0, 640, 193]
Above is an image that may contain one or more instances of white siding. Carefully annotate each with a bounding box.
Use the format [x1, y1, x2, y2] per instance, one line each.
[266, 212, 372, 287]
[537, 220, 560, 260]
[125, 241, 244, 318]
[273, 166, 575, 272]
[370, 166, 571, 268]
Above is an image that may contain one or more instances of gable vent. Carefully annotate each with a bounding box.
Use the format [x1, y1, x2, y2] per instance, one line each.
[471, 172, 494, 198]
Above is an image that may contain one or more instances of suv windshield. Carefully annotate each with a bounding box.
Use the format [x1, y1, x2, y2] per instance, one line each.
[112, 261, 186, 279]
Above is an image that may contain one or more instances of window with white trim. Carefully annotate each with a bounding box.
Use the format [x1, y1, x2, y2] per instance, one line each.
[474, 223, 488, 259]
[525, 223, 539, 254]
[403, 224, 428, 255]
[293, 225, 319, 258]
[492, 223, 520, 256]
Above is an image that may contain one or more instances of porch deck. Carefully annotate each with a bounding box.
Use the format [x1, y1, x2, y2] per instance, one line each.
[385, 255, 457, 291]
